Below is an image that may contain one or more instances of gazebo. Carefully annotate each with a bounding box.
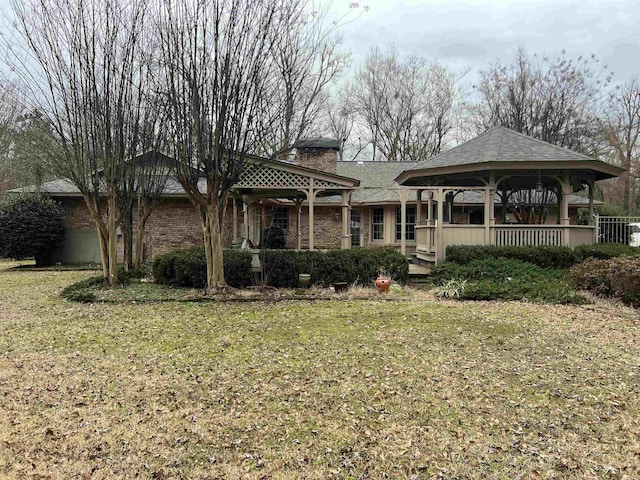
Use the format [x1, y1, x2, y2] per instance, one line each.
[394, 127, 625, 263]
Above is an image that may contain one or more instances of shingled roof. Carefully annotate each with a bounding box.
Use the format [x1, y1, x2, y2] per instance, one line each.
[396, 126, 624, 186]
[414, 127, 593, 168]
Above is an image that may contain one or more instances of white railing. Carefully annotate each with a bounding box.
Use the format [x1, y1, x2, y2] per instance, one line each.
[494, 226, 563, 247]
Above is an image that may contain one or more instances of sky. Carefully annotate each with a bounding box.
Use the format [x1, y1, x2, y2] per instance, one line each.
[328, 0, 640, 87]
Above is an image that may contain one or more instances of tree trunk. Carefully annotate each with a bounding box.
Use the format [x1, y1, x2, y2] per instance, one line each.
[134, 198, 153, 271]
[198, 200, 226, 291]
[82, 193, 109, 279]
[122, 208, 133, 271]
[207, 202, 226, 288]
[107, 190, 118, 286]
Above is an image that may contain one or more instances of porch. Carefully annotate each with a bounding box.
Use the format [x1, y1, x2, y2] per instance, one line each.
[414, 223, 596, 264]
[393, 128, 624, 264]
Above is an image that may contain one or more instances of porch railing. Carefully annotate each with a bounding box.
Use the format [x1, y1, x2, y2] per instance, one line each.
[415, 223, 598, 262]
[494, 225, 564, 247]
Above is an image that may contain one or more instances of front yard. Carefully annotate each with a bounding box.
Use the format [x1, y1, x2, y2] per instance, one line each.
[0, 261, 638, 479]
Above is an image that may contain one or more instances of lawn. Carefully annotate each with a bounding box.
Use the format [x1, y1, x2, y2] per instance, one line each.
[0, 261, 638, 479]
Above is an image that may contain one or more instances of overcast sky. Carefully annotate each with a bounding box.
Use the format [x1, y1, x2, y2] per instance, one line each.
[329, 0, 640, 87]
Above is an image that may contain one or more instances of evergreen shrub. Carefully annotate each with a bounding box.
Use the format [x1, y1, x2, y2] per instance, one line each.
[0, 193, 66, 266]
[445, 244, 577, 269]
[152, 246, 409, 288]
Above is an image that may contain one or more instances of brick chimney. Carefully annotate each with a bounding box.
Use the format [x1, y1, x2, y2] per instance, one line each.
[293, 137, 339, 174]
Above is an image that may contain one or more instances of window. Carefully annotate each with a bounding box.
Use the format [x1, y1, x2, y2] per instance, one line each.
[350, 209, 362, 247]
[372, 207, 384, 240]
[268, 206, 289, 231]
[396, 206, 416, 241]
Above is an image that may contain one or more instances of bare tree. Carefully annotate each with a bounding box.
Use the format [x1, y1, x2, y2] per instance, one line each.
[157, 0, 289, 290]
[346, 46, 457, 161]
[261, 2, 351, 158]
[8, 0, 156, 285]
[602, 77, 640, 214]
[0, 84, 23, 194]
[473, 47, 611, 155]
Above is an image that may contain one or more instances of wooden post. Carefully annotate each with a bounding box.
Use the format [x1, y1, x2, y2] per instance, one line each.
[416, 189, 423, 226]
[436, 188, 444, 263]
[340, 191, 351, 250]
[399, 189, 408, 255]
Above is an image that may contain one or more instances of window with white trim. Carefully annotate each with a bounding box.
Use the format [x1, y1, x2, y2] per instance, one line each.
[396, 206, 416, 241]
[372, 207, 384, 240]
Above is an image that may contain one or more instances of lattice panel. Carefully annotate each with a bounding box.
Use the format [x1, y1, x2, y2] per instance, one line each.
[237, 166, 310, 188]
[315, 178, 350, 188]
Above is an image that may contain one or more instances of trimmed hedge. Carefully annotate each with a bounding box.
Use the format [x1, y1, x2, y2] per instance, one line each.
[445, 245, 577, 269]
[574, 243, 640, 261]
[431, 256, 588, 304]
[152, 246, 409, 288]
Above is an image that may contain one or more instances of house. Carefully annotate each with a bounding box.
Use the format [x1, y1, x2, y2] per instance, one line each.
[18, 127, 623, 264]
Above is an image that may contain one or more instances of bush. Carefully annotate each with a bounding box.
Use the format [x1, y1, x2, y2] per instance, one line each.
[445, 245, 578, 269]
[152, 246, 409, 288]
[574, 243, 640, 261]
[570, 255, 640, 307]
[60, 275, 104, 302]
[431, 256, 588, 305]
[0, 193, 66, 266]
[431, 257, 556, 284]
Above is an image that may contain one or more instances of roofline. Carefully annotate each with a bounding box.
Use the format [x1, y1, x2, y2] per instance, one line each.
[395, 160, 626, 185]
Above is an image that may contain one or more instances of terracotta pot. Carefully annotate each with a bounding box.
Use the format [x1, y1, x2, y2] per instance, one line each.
[375, 276, 391, 293]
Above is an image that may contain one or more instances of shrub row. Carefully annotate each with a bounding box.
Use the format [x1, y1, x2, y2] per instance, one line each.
[573, 243, 640, 260]
[431, 256, 587, 304]
[152, 247, 409, 289]
[570, 255, 640, 308]
[445, 245, 577, 269]
[445, 243, 640, 269]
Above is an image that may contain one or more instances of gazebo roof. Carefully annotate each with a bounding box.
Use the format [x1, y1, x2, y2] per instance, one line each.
[396, 127, 625, 187]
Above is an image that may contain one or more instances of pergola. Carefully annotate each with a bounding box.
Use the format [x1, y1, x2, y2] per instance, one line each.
[394, 127, 625, 262]
[231, 156, 359, 250]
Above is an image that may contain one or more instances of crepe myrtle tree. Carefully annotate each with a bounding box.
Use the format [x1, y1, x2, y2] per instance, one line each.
[158, 0, 349, 290]
[0, 193, 65, 267]
[8, 0, 157, 285]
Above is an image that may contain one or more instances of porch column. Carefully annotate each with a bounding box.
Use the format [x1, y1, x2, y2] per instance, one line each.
[416, 189, 423, 226]
[308, 179, 316, 251]
[436, 188, 445, 263]
[295, 198, 303, 250]
[340, 191, 352, 250]
[232, 196, 238, 240]
[399, 188, 408, 255]
[588, 180, 595, 223]
[560, 174, 572, 226]
[485, 173, 496, 245]
[241, 194, 251, 248]
[427, 191, 434, 253]
[559, 174, 572, 246]
[588, 180, 596, 244]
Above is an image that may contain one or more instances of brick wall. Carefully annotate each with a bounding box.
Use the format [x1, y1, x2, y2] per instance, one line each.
[295, 148, 338, 174]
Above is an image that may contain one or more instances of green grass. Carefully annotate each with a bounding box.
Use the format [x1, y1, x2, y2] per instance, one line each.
[0, 260, 638, 479]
